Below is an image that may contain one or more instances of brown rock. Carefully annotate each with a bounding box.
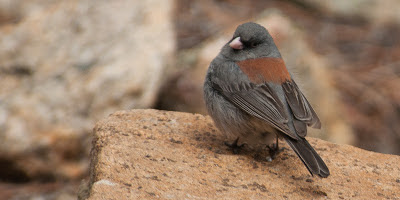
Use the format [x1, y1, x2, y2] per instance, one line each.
[0, 0, 175, 180]
[82, 109, 400, 199]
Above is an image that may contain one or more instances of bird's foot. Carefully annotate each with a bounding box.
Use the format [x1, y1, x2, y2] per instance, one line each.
[266, 140, 286, 162]
[225, 137, 245, 154]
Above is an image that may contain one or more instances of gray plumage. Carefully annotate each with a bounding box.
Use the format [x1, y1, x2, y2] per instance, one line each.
[203, 22, 330, 178]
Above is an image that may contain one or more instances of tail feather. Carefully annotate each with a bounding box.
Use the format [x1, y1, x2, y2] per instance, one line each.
[283, 135, 330, 178]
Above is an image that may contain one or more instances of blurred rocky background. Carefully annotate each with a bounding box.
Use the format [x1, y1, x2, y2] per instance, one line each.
[0, 0, 399, 199]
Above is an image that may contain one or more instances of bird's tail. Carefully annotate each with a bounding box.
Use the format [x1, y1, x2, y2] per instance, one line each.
[283, 136, 330, 178]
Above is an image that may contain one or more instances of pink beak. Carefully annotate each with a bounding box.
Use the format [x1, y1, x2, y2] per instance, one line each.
[229, 37, 243, 50]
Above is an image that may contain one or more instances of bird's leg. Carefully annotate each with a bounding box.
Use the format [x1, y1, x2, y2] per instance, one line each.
[225, 137, 244, 154]
[266, 136, 286, 162]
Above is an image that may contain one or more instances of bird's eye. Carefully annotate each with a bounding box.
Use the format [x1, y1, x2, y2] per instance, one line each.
[250, 42, 258, 47]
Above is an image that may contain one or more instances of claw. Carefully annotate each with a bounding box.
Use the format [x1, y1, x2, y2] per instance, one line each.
[266, 137, 285, 161]
[225, 137, 245, 154]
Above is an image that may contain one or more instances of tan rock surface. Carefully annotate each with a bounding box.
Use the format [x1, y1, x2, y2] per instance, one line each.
[83, 109, 400, 199]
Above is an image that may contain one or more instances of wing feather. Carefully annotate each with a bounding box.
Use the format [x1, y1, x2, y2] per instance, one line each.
[282, 81, 321, 129]
[212, 81, 299, 139]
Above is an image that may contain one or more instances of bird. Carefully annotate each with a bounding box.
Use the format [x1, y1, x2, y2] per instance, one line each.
[203, 22, 330, 178]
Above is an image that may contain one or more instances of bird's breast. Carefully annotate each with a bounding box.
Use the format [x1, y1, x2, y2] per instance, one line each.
[236, 57, 291, 84]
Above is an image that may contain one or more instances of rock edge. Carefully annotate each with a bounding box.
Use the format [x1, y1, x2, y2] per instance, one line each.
[81, 109, 400, 199]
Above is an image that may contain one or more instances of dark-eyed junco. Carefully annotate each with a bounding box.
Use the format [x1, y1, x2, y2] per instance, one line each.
[203, 22, 329, 178]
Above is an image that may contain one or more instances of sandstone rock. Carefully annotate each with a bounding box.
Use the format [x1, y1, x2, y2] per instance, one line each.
[158, 10, 354, 144]
[82, 109, 400, 199]
[0, 0, 175, 180]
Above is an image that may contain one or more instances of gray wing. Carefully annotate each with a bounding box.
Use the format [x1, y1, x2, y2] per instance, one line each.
[211, 80, 301, 140]
[282, 80, 321, 131]
[212, 78, 321, 140]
